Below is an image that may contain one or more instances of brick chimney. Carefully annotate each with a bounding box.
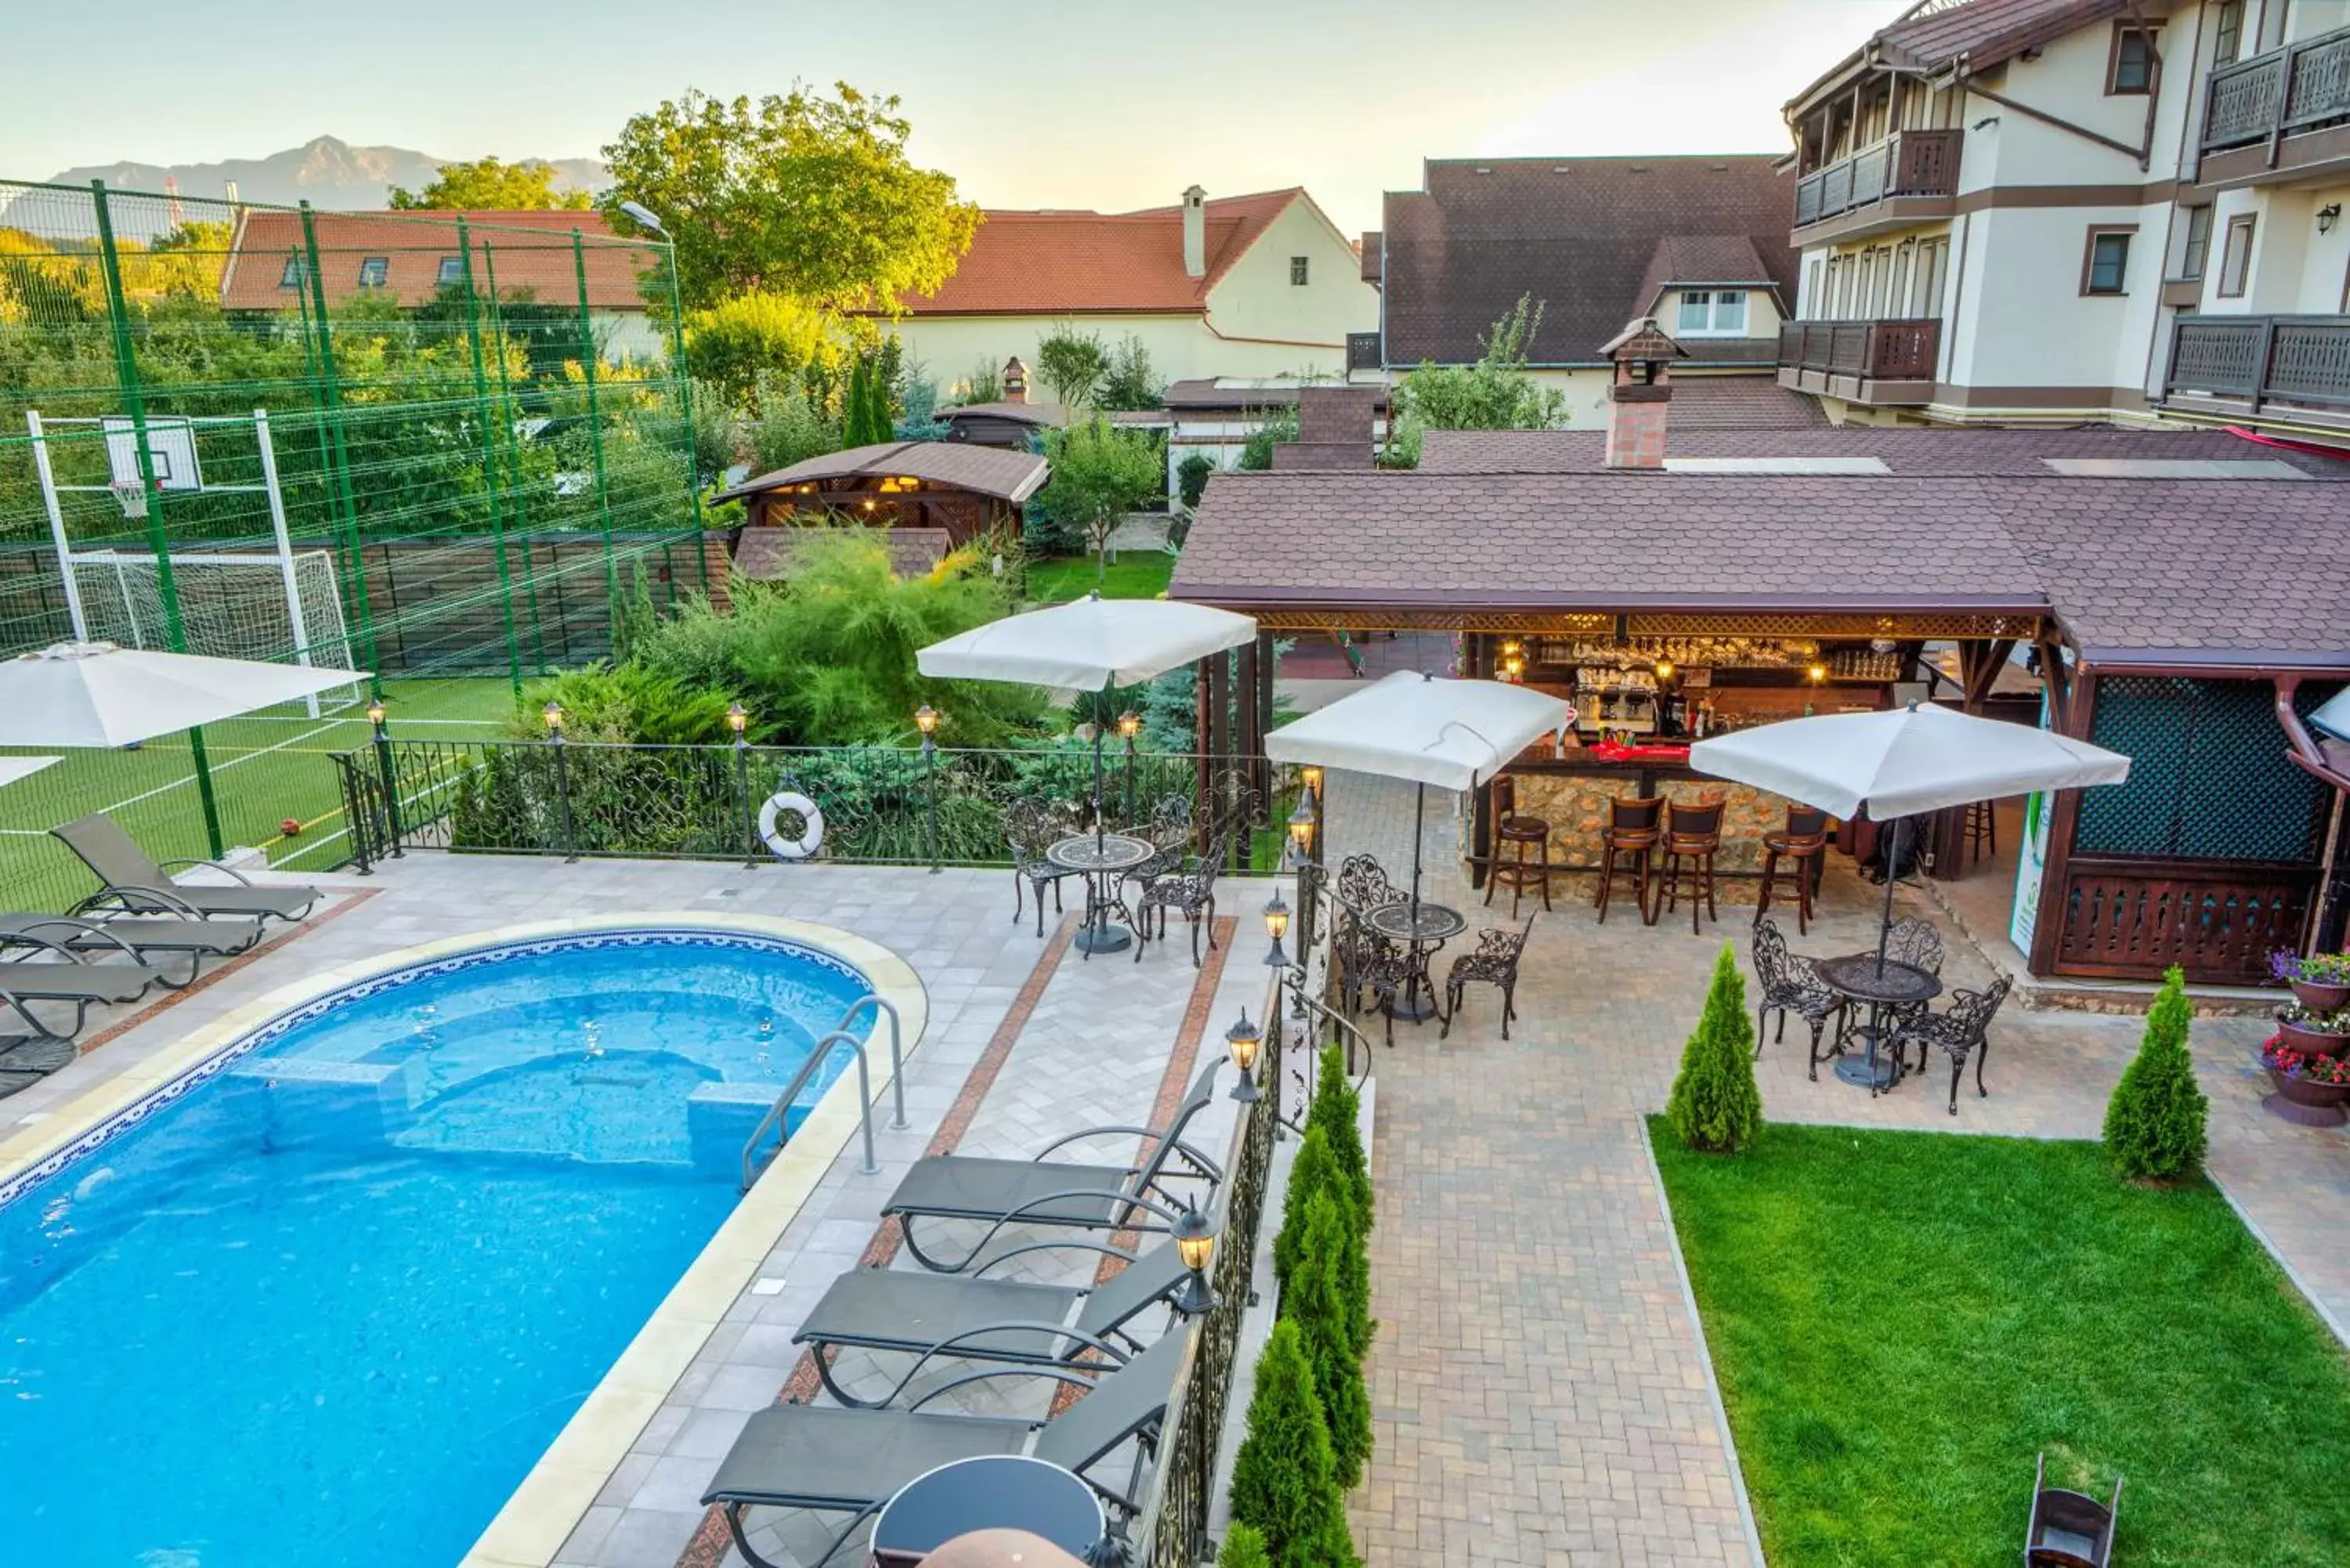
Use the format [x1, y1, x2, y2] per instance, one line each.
[1271, 385, 1380, 469]
[1596, 316, 1688, 470]
[1001, 356, 1028, 404]
[1181, 185, 1207, 278]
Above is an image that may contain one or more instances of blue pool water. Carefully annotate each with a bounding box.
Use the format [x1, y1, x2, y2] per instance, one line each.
[0, 930, 871, 1568]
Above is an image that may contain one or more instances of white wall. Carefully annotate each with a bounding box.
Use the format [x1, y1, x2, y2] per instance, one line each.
[1202, 200, 1379, 352]
[1941, 201, 2173, 395]
[888, 313, 1345, 397]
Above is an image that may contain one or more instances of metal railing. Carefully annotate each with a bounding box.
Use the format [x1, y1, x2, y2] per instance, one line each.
[2164, 314, 2350, 409]
[1777, 318, 1943, 383]
[739, 1021, 879, 1191]
[2201, 21, 2350, 153]
[1794, 129, 1962, 227]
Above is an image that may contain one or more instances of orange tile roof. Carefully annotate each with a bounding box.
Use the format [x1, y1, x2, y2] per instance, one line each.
[218, 208, 655, 313]
[895, 190, 1305, 316]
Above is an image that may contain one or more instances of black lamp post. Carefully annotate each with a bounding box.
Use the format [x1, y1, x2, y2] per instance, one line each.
[1224, 1010, 1263, 1103]
[367, 695, 403, 860]
[728, 703, 753, 866]
[1170, 1200, 1219, 1316]
[1262, 887, 1290, 970]
[543, 701, 577, 862]
[914, 704, 941, 873]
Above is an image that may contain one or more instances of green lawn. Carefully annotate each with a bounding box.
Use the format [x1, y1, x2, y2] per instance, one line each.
[1651, 1122, 2350, 1566]
[0, 675, 519, 912]
[1026, 552, 1176, 603]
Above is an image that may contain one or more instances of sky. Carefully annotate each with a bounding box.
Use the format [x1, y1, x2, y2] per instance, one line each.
[2, 0, 1917, 237]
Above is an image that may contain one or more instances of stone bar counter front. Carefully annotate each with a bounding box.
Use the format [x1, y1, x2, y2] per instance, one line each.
[1484, 746, 1796, 893]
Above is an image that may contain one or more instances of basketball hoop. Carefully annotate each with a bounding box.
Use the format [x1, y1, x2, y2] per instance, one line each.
[109, 479, 148, 520]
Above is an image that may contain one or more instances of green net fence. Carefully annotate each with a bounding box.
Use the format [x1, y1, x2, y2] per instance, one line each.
[0, 179, 710, 906]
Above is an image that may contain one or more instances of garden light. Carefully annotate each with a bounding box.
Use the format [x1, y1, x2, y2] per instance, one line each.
[1170, 1200, 1219, 1315]
[726, 703, 748, 735]
[1286, 791, 1318, 858]
[365, 698, 386, 728]
[1224, 1010, 1263, 1101]
[1117, 710, 1142, 741]
[913, 703, 938, 739]
[1263, 888, 1290, 969]
[1300, 763, 1323, 798]
[541, 702, 565, 735]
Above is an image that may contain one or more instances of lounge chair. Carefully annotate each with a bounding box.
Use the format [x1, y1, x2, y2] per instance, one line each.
[885, 1060, 1223, 1273]
[797, 1238, 1192, 1407]
[54, 813, 320, 924]
[702, 1324, 1187, 1568]
[0, 926, 165, 1030]
[0, 912, 261, 988]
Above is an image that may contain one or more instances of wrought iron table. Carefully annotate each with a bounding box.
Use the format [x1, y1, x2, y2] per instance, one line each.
[1048, 832, 1155, 957]
[870, 1453, 1106, 1566]
[1816, 952, 1941, 1093]
[1363, 899, 1469, 1022]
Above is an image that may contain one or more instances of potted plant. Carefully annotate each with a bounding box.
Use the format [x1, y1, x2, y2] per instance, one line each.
[2272, 998, 2350, 1058]
[2260, 1035, 2350, 1126]
[2269, 949, 2350, 1013]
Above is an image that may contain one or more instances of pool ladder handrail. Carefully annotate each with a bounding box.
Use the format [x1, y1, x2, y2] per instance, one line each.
[738, 992, 909, 1194]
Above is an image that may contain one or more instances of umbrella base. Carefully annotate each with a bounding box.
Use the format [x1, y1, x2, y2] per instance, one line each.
[1833, 1053, 1897, 1090]
[1075, 923, 1133, 955]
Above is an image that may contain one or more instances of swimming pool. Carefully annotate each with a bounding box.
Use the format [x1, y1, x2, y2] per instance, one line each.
[0, 927, 876, 1568]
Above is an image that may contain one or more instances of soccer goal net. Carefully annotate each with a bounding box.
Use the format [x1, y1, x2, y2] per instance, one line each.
[66, 549, 363, 714]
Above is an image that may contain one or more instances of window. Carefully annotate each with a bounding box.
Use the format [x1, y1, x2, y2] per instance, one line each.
[2178, 205, 2214, 280]
[1673, 289, 1749, 335]
[2217, 213, 2255, 297]
[2081, 228, 2134, 294]
[2213, 0, 2243, 65]
[278, 256, 306, 289]
[436, 255, 465, 287]
[356, 256, 389, 288]
[1289, 255, 1309, 286]
[2108, 23, 2160, 94]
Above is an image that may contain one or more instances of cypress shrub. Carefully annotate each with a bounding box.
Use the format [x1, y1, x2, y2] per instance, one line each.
[1274, 1122, 1347, 1293]
[1218, 1523, 1272, 1568]
[1230, 1321, 1362, 1568]
[1666, 944, 1763, 1154]
[1307, 1042, 1373, 1227]
[1289, 1186, 1375, 1487]
[2104, 965, 2209, 1180]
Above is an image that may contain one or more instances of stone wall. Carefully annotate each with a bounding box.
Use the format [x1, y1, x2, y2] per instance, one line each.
[1497, 772, 1799, 900]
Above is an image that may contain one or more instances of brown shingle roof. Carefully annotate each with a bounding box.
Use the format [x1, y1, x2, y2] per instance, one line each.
[940, 401, 1068, 428]
[1415, 425, 2350, 475]
[1172, 467, 2350, 668]
[1632, 237, 1779, 314]
[1878, 0, 2140, 73]
[713, 441, 1050, 505]
[1161, 380, 1390, 413]
[219, 208, 650, 312]
[1379, 157, 1796, 368]
[893, 190, 1303, 316]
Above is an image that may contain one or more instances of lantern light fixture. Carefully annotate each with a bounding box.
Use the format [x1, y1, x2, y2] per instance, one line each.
[1224, 1010, 1264, 1101]
[1170, 1201, 1219, 1316]
[726, 703, 749, 735]
[541, 701, 565, 734]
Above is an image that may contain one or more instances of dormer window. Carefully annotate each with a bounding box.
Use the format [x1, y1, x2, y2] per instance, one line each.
[1674, 290, 1749, 337]
[436, 255, 465, 287]
[2108, 23, 2160, 95]
[279, 256, 306, 289]
[356, 257, 389, 288]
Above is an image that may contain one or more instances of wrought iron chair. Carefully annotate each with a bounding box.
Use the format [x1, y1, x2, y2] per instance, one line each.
[1133, 826, 1231, 966]
[2024, 1451, 2121, 1568]
[1751, 917, 1847, 1079]
[1332, 853, 1405, 1015]
[1888, 974, 2012, 1115]
[1875, 916, 1947, 1072]
[1349, 934, 1419, 1050]
[1117, 793, 1195, 906]
[1004, 799, 1080, 938]
[1440, 916, 1534, 1040]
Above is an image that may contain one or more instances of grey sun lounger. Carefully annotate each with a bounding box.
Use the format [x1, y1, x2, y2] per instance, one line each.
[797, 1238, 1194, 1407]
[884, 1060, 1224, 1272]
[0, 927, 164, 1030]
[55, 812, 321, 923]
[0, 912, 262, 988]
[702, 1323, 1188, 1568]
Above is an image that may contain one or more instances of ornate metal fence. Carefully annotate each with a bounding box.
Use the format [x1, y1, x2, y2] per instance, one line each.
[332, 735, 1293, 871]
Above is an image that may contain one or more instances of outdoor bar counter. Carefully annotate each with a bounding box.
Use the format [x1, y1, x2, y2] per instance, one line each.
[1488, 739, 1797, 877]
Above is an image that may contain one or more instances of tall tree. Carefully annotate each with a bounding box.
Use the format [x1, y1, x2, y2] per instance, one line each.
[600, 84, 982, 315]
[389, 157, 594, 211]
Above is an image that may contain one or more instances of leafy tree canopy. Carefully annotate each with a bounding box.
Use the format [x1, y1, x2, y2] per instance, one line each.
[684, 290, 841, 413]
[1036, 417, 1162, 564]
[1390, 294, 1568, 452]
[390, 157, 594, 211]
[601, 84, 981, 316]
[1035, 325, 1111, 410]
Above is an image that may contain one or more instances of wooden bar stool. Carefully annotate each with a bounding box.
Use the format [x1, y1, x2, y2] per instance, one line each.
[1484, 775, 1554, 916]
[1755, 804, 1831, 935]
[1658, 797, 1726, 934]
[1595, 794, 1664, 925]
[1965, 797, 1998, 864]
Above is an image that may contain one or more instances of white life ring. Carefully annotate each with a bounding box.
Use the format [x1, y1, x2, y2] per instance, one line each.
[758, 791, 825, 860]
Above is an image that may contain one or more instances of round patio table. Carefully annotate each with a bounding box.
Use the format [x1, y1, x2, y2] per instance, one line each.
[870, 1454, 1105, 1566]
[1815, 952, 1941, 1093]
[1363, 899, 1468, 1022]
[1048, 832, 1155, 957]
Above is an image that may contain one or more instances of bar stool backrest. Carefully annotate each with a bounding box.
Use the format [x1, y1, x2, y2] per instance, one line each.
[1608, 795, 1665, 835]
[1491, 773, 1519, 822]
[1785, 805, 1830, 840]
[1666, 798, 1726, 840]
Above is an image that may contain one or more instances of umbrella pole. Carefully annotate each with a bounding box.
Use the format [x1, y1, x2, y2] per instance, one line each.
[1092, 724, 1106, 851]
[1409, 782, 1426, 919]
[1875, 815, 1902, 976]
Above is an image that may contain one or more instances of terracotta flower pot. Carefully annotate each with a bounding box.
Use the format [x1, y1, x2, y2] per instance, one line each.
[2263, 1065, 2350, 1127]
[2290, 978, 2350, 1013]
[2274, 1016, 2350, 1058]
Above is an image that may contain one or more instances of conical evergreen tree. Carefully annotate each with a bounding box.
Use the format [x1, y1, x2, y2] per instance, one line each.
[1230, 1321, 1362, 1568]
[1306, 1043, 1372, 1227]
[1219, 1523, 1272, 1568]
[2104, 965, 2208, 1180]
[1274, 1122, 1349, 1292]
[1666, 944, 1763, 1153]
[1289, 1186, 1375, 1487]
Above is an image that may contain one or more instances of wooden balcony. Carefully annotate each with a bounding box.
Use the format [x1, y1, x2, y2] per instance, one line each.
[2198, 22, 2350, 186]
[2163, 315, 2350, 432]
[1791, 130, 1962, 244]
[1775, 318, 1940, 406]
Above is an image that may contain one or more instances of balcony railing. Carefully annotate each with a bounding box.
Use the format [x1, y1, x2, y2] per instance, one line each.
[2202, 22, 2350, 151]
[1778, 318, 1943, 382]
[1794, 130, 1963, 228]
[2164, 315, 2350, 410]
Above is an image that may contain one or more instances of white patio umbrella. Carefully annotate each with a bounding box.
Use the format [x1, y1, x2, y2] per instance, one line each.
[0, 641, 367, 749]
[918, 594, 1258, 845]
[1689, 701, 2130, 970]
[1264, 671, 1574, 916]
